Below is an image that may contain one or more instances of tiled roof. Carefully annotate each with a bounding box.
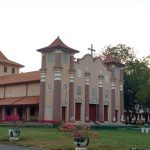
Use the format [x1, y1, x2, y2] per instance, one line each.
[37, 36, 79, 53]
[103, 54, 125, 67]
[0, 97, 23, 105]
[0, 51, 24, 67]
[14, 96, 39, 105]
[0, 96, 39, 106]
[0, 71, 40, 86]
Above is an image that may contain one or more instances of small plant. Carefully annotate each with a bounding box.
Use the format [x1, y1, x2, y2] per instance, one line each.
[59, 122, 76, 131]
[72, 123, 90, 138]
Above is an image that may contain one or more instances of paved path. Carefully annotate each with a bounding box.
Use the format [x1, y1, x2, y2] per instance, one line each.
[0, 144, 40, 150]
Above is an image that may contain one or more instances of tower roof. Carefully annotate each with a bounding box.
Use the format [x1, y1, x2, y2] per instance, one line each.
[37, 36, 79, 53]
[0, 51, 24, 67]
[103, 54, 125, 67]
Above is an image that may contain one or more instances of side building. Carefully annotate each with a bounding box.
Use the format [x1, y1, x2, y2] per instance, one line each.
[0, 51, 40, 121]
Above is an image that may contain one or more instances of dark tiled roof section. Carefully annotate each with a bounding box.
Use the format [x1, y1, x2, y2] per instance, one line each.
[0, 51, 24, 67]
[14, 96, 39, 105]
[37, 36, 79, 53]
[0, 71, 40, 86]
[103, 54, 125, 67]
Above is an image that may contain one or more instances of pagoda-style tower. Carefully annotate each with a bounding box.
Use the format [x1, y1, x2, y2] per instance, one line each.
[103, 55, 125, 122]
[37, 37, 79, 121]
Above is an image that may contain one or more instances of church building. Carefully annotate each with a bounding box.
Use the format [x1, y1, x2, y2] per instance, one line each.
[0, 37, 125, 123]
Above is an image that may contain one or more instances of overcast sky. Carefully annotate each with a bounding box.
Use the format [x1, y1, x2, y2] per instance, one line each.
[0, 0, 150, 72]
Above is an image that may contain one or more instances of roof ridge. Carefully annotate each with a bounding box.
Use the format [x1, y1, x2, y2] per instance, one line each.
[37, 36, 79, 53]
[0, 51, 24, 67]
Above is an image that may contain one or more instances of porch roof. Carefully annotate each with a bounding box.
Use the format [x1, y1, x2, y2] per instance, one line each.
[0, 96, 39, 106]
[0, 97, 24, 105]
[14, 96, 39, 105]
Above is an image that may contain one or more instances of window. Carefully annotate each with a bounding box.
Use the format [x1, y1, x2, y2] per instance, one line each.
[77, 86, 81, 95]
[105, 90, 109, 100]
[12, 68, 15, 74]
[4, 66, 7, 73]
[48, 52, 53, 63]
[63, 53, 68, 64]
[104, 75, 109, 83]
[76, 69, 82, 77]
[92, 88, 97, 97]
[120, 69, 123, 81]
[111, 66, 116, 79]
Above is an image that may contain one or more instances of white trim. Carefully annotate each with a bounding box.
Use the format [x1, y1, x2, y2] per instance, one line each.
[55, 50, 62, 53]
[99, 80, 103, 87]
[54, 70, 61, 80]
[120, 85, 123, 91]
[85, 77, 90, 85]
[111, 82, 116, 89]
[40, 73, 46, 82]
[69, 74, 75, 82]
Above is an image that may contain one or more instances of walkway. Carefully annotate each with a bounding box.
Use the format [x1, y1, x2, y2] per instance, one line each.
[0, 144, 40, 150]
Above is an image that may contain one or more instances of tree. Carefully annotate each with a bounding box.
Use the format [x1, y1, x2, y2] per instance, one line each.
[101, 44, 135, 63]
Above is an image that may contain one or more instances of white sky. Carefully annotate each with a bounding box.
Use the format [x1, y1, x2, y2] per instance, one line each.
[0, 0, 150, 72]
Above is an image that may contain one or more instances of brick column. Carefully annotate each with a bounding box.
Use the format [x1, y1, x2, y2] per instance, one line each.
[68, 54, 75, 121]
[120, 84, 124, 121]
[53, 51, 62, 121]
[68, 71, 75, 121]
[111, 80, 116, 122]
[38, 52, 46, 121]
[98, 75, 104, 122]
[84, 72, 90, 122]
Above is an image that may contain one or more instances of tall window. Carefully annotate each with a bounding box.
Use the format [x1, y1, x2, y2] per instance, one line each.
[111, 66, 116, 79]
[120, 69, 123, 81]
[77, 86, 81, 95]
[105, 90, 109, 101]
[12, 67, 15, 74]
[92, 88, 97, 97]
[76, 69, 82, 77]
[48, 52, 53, 63]
[4, 66, 7, 73]
[63, 53, 68, 64]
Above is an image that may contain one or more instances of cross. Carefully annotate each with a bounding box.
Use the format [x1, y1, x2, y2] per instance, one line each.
[88, 44, 96, 56]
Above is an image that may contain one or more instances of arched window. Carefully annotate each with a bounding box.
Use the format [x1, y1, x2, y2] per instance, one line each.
[77, 86, 81, 95]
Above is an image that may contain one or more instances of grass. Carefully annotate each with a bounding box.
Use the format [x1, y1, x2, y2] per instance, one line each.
[0, 127, 150, 150]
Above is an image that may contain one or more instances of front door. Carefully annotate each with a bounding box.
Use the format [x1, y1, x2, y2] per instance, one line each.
[104, 105, 108, 121]
[75, 103, 81, 121]
[115, 110, 118, 122]
[62, 107, 66, 121]
[89, 104, 96, 121]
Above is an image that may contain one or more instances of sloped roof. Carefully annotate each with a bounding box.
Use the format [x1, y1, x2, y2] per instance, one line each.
[0, 96, 39, 106]
[37, 36, 79, 53]
[0, 51, 24, 67]
[14, 96, 39, 105]
[0, 97, 23, 105]
[0, 71, 40, 86]
[103, 54, 125, 67]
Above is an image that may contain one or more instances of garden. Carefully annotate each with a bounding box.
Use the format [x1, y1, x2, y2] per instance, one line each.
[0, 123, 150, 150]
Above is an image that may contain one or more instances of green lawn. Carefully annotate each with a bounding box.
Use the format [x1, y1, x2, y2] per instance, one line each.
[0, 127, 150, 150]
